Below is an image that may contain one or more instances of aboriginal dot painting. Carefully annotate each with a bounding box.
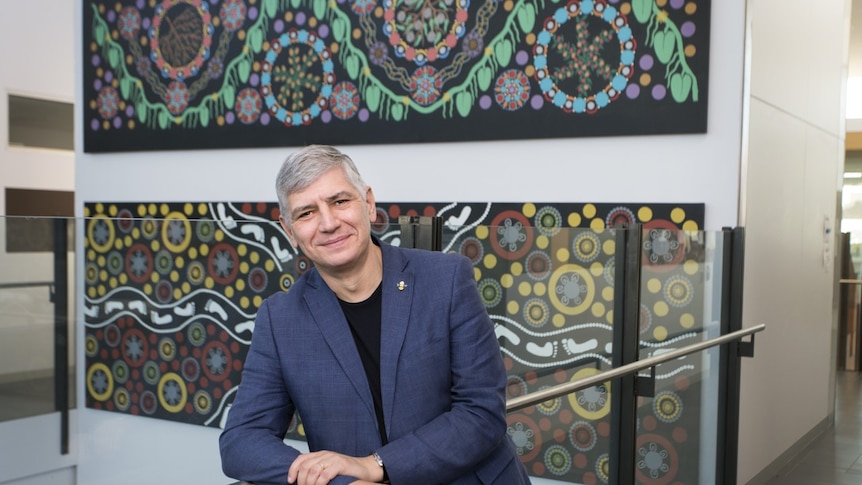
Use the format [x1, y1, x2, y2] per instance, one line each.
[83, 200, 705, 484]
[83, 0, 710, 152]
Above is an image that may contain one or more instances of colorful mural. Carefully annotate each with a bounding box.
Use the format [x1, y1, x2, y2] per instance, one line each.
[83, 200, 706, 484]
[83, 0, 710, 152]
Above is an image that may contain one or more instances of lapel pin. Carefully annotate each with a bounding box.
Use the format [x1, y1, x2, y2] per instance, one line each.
[397, 281, 406, 291]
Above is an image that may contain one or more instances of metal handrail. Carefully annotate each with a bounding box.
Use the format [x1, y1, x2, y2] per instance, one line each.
[0, 281, 53, 290]
[506, 324, 766, 412]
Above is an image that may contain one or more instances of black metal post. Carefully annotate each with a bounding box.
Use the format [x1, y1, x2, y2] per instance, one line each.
[716, 227, 745, 484]
[609, 223, 642, 485]
[53, 218, 70, 455]
[397, 215, 442, 251]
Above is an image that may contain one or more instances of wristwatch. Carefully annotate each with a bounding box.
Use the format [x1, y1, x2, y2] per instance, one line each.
[372, 451, 389, 483]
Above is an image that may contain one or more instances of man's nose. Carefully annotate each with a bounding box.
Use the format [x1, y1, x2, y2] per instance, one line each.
[318, 206, 340, 232]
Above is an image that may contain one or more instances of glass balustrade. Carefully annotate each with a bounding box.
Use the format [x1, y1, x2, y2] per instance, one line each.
[1, 214, 747, 484]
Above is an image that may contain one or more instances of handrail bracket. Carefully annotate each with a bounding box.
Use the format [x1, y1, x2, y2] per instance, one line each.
[738, 333, 756, 358]
[635, 366, 656, 398]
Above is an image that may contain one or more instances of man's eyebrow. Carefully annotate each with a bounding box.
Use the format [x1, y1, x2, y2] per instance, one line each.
[290, 191, 356, 219]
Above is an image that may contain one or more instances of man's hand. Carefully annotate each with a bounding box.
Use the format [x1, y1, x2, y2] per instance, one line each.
[287, 451, 384, 485]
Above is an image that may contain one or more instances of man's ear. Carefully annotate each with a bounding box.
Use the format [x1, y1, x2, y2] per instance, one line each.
[365, 187, 376, 218]
[278, 215, 298, 248]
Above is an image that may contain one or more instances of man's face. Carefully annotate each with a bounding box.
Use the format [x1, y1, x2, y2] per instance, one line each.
[279, 167, 376, 274]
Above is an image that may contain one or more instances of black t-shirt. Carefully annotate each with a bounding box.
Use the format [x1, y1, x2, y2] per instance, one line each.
[339, 283, 387, 444]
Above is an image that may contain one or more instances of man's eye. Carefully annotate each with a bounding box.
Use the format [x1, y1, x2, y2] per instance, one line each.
[334, 199, 348, 206]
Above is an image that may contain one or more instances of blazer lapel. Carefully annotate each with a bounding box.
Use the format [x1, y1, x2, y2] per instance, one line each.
[379, 244, 413, 435]
[302, 271, 377, 420]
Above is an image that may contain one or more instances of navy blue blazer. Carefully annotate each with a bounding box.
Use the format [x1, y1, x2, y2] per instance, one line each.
[220, 241, 530, 485]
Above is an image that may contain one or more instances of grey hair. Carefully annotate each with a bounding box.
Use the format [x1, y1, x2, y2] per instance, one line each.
[275, 144, 368, 220]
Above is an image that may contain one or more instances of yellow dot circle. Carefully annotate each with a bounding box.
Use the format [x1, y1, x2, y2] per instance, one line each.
[590, 218, 605, 232]
[240, 262, 250, 274]
[501, 274, 514, 288]
[647, 278, 662, 293]
[473, 267, 482, 281]
[590, 262, 604, 276]
[215, 230, 224, 242]
[189, 247, 198, 259]
[656, 0, 667, 6]
[685, 45, 696, 57]
[680, 313, 695, 329]
[88, 287, 96, 298]
[683, 220, 699, 231]
[533, 281, 548, 296]
[182, 282, 191, 293]
[200, 245, 209, 257]
[640, 73, 652, 86]
[602, 287, 614, 301]
[124, 235, 133, 246]
[653, 326, 668, 341]
[568, 213, 582, 227]
[591, 302, 605, 317]
[115, 239, 124, 250]
[476, 226, 489, 239]
[173, 289, 183, 300]
[507, 301, 519, 314]
[238, 244, 248, 257]
[522, 203, 536, 218]
[552, 314, 566, 328]
[684, 259, 699, 275]
[175, 257, 184, 269]
[148, 203, 157, 216]
[253, 296, 263, 307]
[236, 279, 246, 291]
[638, 207, 653, 222]
[170, 270, 179, 282]
[556, 248, 570, 262]
[511, 262, 523, 276]
[143, 284, 152, 295]
[251, 252, 260, 264]
[240, 296, 250, 309]
[151, 240, 161, 252]
[671, 208, 686, 224]
[602, 240, 615, 255]
[654, 301, 669, 317]
[225, 286, 235, 298]
[536, 235, 549, 249]
[184, 203, 193, 216]
[119, 274, 128, 284]
[582, 204, 597, 218]
[483, 254, 497, 269]
[205, 277, 214, 289]
[265, 260, 275, 272]
[606, 310, 614, 324]
[518, 281, 532, 297]
[685, 2, 697, 14]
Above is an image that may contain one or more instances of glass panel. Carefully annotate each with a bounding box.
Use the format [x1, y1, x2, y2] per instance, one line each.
[0, 217, 76, 423]
[481, 225, 619, 484]
[635, 228, 723, 484]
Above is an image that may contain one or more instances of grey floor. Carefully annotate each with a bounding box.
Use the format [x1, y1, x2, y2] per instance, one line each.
[764, 371, 862, 484]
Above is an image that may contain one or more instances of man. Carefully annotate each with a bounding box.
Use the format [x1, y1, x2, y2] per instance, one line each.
[220, 145, 531, 485]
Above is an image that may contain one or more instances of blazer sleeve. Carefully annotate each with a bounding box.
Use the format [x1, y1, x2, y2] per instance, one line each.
[378, 255, 509, 484]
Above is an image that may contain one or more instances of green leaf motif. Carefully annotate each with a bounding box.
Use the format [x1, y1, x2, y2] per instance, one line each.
[137, 103, 147, 123]
[494, 39, 512, 68]
[200, 106, 210, 127]
[313, 0, 327, 20]
[158, 110, 169, 130]
[263, 0, 278, 18]
[517, 5, 535, 32]
[332, 17, 347, 41]
[456, 91, 472, 118]
[391, 103, 404, 121]
[653, 30, 674, 64]
[108, 46, 120, 68]
[290, 0, 301, 9]
[222, 85, 236, 109]
[631, 0, 653, 24]
[249, 29, 263, 54]
[365, 85, 381, 112]
[477, 66, 493, 91]
[238, 59, 251, 83]
[669, 72, 693, 103]
[120, 78, 130, 99]
[345, 54, 360, 79]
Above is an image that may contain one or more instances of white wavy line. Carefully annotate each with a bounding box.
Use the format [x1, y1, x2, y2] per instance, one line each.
[655, 365, 696, 380]
[83, 311, 253, 345]
[85, 286, 256, 319]
[491, 315, 613, 338]
[436, 202, 458, 218]
[500, 348, 613, 369]
[639, 332, 700, 347]
[205, 385, 238, 427]
[443, 203, 493, 253]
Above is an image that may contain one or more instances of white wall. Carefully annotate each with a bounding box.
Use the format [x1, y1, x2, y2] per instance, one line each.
[0, 0, 75, 215]
[737, 0, 850, 482]
[73, 0, 748, 483]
